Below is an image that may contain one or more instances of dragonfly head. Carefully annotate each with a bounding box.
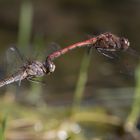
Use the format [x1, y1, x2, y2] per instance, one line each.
[120, 37, 130, 51]
[44, 59, 56, 74]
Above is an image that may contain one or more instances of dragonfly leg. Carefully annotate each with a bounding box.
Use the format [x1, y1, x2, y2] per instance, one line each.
[18, 75, 24, 86]
[97, 47, 121, 59]
[18, 79, 22, 86]
[97, 48, 114, 59]
[27, 77, 46, 85]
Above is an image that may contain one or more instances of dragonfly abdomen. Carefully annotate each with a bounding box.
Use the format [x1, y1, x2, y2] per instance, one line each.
[0, 71, 26, 88]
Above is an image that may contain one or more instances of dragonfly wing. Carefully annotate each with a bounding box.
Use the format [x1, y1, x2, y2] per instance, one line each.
[125, 47, 140, 59]
[6, 46, 25, 75]
[27, 77, 46, 85]
[46, 42, 61, 56]
[32, 42, 61, 61]
[9, 45, 25, 61]
[7, 45, 25, 62]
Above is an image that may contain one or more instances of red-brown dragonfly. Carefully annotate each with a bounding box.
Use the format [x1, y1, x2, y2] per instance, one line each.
[0, 32, 130, 88]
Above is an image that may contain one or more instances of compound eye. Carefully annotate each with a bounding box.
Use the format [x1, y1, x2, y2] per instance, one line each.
[125, 39, 130, 46]
[120, 37, 130, 51]
[121, 38, 130, 46]
[44, 59, 56, 74]
[49, 63, 55, 72]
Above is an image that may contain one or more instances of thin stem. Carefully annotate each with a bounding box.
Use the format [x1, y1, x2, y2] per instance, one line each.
[72, 51, 91, 112]
[125, 64, 140, 132]
[18, 1, 33, 48]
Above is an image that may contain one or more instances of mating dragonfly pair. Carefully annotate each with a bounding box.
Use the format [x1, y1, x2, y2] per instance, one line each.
[0, 32, 131, 88]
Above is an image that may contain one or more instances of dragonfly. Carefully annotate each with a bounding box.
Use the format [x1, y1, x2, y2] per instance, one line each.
[0, 50, 56, 87]
[0, 32, 130, 88]
[47, 32, 130, 60]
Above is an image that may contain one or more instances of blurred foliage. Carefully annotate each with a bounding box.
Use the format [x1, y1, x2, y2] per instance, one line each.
[124, 64, 140, 139]
[72, 51, 91, 112]
[0, 0, 140, 140]
[0, 114, 7, 140]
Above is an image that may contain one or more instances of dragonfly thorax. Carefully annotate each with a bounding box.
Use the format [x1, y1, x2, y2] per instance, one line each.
[95, 32, 130, 52]
[25, 61, 46, 77]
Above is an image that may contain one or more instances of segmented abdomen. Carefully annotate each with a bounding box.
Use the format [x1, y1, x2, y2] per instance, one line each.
[0, 71, 26, 88]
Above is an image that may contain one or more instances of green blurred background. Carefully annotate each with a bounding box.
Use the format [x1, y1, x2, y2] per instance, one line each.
[0, 0, 140, 140]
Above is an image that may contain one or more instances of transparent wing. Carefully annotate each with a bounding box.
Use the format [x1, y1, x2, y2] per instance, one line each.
[46, 42, 61, 56]
[125, 47, 140, 59]
[42, 42, 61, 61]
[31, 41, 61, 61]
[8, 45, 25, 61]
[6, 45, 25, 75]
